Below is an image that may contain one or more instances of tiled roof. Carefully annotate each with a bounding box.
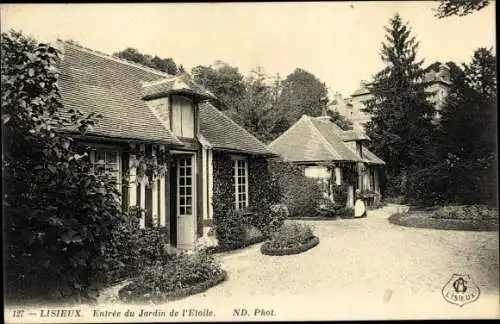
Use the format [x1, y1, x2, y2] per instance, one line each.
[362, 147, 385, 165]
[268, 115, 362, 163]
[56, 42, 271, 155]
[57, 42, 182, 144]
[199, 102, 275, 156]
[269, 115, 385, 165]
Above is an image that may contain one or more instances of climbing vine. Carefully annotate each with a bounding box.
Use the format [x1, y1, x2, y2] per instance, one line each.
[127, 147, 170, 186]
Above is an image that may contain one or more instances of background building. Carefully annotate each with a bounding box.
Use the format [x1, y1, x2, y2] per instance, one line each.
[330, 62, 455, 131]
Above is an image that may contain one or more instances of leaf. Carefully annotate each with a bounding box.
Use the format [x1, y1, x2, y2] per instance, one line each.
[2, 114, 11, 124]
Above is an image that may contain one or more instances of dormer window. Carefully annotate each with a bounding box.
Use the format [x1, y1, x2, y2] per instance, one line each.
[171, 94, 195, 138]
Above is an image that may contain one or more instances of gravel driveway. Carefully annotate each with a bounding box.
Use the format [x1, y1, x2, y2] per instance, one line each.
[98, 204, 499, 319]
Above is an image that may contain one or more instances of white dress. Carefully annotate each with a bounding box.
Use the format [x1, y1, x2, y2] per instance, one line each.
[354, 198, 366, 218]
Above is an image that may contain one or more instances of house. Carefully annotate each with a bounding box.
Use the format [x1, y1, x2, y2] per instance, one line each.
[55, 41, 275, 249]
[268, 115, 385, 207]
[331, 62, 455, 131]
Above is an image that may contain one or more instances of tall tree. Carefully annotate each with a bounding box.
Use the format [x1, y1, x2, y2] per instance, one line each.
[435, 0, 491, 18]
[362, 14, 437, 196]
[226, 67, 282, 143]
[113, 47, 179, 75]
[191, 61, 246, 110]
[437, 47, 497, 204]
[275, 68, 329, 128]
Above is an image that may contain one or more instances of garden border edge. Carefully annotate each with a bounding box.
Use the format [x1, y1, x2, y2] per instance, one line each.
[117, 270, 228, 303]
[260, 236, 320, 256]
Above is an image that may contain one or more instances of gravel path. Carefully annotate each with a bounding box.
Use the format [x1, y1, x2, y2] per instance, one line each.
[182, 204, 498, 299]
[99, 204, 498, 317]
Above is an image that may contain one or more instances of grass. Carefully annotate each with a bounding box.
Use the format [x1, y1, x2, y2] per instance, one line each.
[389, 212, 499, 232]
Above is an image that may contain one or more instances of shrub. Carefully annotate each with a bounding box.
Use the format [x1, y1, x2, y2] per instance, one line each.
[269, 160, 323, 217]
[430, 205, 498, 224]
[118, 250, 225, 302]
[213, 209, 245, 249]
[267, 222, 315, 250]
[106, 207, 173, 284]
[331, 183, 349, 207]
[2, 31, 130, 302]
[247, 204, 288, 237]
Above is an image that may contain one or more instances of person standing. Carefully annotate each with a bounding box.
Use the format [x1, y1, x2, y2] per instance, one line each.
[354, 189, 367, 218]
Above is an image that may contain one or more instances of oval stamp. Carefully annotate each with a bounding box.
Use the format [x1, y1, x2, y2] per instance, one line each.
[442, 274, 480, 307]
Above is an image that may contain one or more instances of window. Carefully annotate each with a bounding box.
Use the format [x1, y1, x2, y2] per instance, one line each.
[177, 156, 193, 216]
[232, 156, 248, 210]
[171, 95, 195, 138]
[90, 148, 121, 189]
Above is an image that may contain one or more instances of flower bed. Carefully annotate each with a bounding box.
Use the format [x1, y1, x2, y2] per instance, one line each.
[261, 222, 319, 256]
[389, 209, 499, 232]
[118, 251, 226, 303]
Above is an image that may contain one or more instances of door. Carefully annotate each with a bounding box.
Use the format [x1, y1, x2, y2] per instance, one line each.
[175, 154, 196, 249]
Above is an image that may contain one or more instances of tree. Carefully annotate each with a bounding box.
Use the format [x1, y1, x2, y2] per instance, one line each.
[275, 68, 329, 128]
[326, 109, 353, 130]
[114, 47, 179, 75]
[436, 47, 497, 204]
[225, 67, 282, 143]
[2, 30, 133, 301]
[362, 14, 437, 197]
[191, 61, 246, 110]
[435, 0, 491, 18]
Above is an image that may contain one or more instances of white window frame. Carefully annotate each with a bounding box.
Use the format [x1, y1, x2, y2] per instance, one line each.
[231, 155, 249, 210]
[88, 144, 122, 191]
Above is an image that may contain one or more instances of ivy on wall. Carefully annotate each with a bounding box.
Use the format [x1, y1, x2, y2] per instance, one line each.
[212, 151, 235, 221]
[248, 157, 281, 211]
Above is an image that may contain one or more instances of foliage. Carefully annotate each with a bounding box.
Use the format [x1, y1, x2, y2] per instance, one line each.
[113, 47, 179, 75]
[2, 30, 130, 302]
[389, 211, 498, 232]
[118, 249, 225, 302]
[213, 209, 245, 249]
[362, 14, 437, 197]
[267, 222, 315, 250]
[192, 61, 246, 110]
[269, 160, 324, 217]
[430, 205, 498, 223]
[128, 147, 170, 184]
[225, 67, 284, 142]
[106, 207, 173, 283]
[275, 68, 329, 128]
[409, 48, 497, 206]
[326, 109, 353, 131]
[435, 0, 491, 18]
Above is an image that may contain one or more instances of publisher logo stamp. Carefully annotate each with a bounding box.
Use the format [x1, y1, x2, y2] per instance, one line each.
[442, 274, 480, 307]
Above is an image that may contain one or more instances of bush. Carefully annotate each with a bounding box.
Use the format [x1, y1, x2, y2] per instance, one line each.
[3, 31, 132, 302]
[247, 204, 288, 237]
[118, 250, 225, 302]
[430, 205, 498, 223]
[106, 207, 173, 284]
[213, 209, 245, 249]
[269, 160, 323, 217]
[267, 222, 315, 250]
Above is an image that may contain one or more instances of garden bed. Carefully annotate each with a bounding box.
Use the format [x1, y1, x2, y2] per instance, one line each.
[261, 236, 319, 256]
[118, 270, 227, 303]
[205, 235, 266, 254]
[388, 213, 499, 232]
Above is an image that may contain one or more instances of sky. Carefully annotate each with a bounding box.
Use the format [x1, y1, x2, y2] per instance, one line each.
[1, 2, 496, 98]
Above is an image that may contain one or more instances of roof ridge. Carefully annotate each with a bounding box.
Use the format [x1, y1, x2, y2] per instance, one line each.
[203, 102, 271, 153]
[60, 41, 172, 78]
[305, 116, 343, 160]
